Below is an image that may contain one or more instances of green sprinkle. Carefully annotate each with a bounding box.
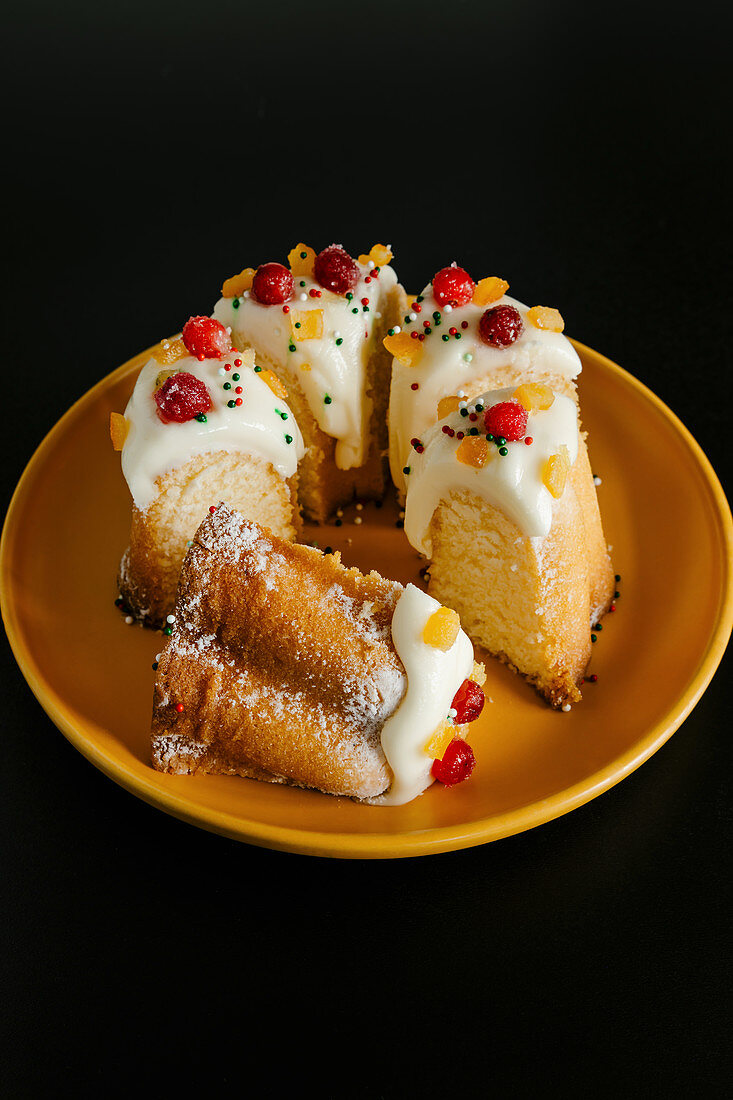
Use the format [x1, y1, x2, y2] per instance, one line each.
[499, 446, 508, 456]
[460, 408, 469, 417]
[351, 307, 359, 314]
[324, 395, 332, 405]
[496, 436, 506, 447]
[163, 626, 173, 636]
[387, 328, 395, 337]
[299, 251, 307, 259]
[614, 590, 620, 598]
[285, 434, 293, 444]
[232, 298, 240, 309]
[363, 305, 369, 312]
[335, 337, 343, 346]
[227, 400, 236, 408]
[433, 311, 441, 321]
[288, 343, 297, 352]
[469, 427, 479, 435]
[404, 316, 412, 324]
[294, 321, 301, 329]
[300, 280, 306, 287]
[455, 332, 462, 339]
[254, 365, 262, 373]
[152, 662, 158, 671]
[195, 414, 207, 423]
[223, 382, 231, 390]
[486, 433, 495, 442]
[403, 466, 411, 475]
[231, 373, 240, 382]
[442, 334, 449, 341]
[416, 295, 424, 303]
[475, 403, 484, 412]
[591, 633, 597, 643]
[615, 574, 621, 582]
[346, 292, 353, 300]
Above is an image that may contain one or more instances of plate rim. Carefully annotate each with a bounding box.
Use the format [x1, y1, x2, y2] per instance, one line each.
[1, 339, 732, 858]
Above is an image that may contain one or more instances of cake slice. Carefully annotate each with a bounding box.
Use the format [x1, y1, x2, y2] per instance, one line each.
[387, 263, 612, 621]
[213, 242, 406, 522]
[112, 319, 304, 628]
[151, 505, 486, 804]
[403, 385, 614, 708]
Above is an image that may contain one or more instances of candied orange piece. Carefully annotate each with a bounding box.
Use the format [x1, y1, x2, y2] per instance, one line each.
[152, 337, 187, 365]
[543, 444, 571, 498]
[287, 243, 316, 277]
[383, 332, 423, 368]
[512, 382, 555, 412]
[527, 305, 565, 332]
[456, 435, 490, 468]
[424, 720, 455, 760]
[422, 607, 461, 650]
[153, 368, 177, 391]
[109, 412, 129, 451]
[358, 243, 393, 266]
[472, 276, 509, 307]
[437, 395, 461, 419]
[258, 369, 288, 399]
[289, 309, 324, 341]
[221, 267, 255, 299]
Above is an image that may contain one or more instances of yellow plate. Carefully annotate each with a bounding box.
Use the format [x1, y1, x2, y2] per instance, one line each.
[1, 341, 731, 857]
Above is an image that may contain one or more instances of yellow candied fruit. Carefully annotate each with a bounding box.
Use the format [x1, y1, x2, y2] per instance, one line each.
[287, 243, 316, 277]
[456, 435, 490, 469]
[424, 720, 455, 760]
[258, 369, 288, 399]
[153, 368, 177, 391]
[512, 382, 555, 412]
[289, 308, 324, 341]
[543, 444, 571, 498]
[109, 412, 129, 451]
[152, 337, 187, 365]
[437, 395, 461, 419]
[358, 243, 393, 266]
[221, 267, 255, 299]
[383, 331, 423, 368]
[527, 305, 565, 332]
[472, 276, 509, 307]
[422, 606, 461, 651]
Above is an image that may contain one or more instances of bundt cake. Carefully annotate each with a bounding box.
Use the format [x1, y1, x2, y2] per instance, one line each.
[112, 322, 304, 628]
[151, 504, 486, 804]
[213, 242, 406, 522]
[402, 384, 614, 708]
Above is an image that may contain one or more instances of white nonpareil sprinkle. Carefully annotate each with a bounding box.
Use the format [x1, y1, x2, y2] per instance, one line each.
[243, 291, 250, 299]
[218, 367, 226, 377]
[448, 708, 458, 718]
[409, 312, 417, 321]
[354, 517, 363, 525]
[225, 325, 232, 334]
[457, 390, 466, 398]
[375, 312, 382, 319]
[562, 704, 572, 712]
[299, 293, 308, 301]
[464, 353, 473, 362]
[392, 325, 401, 334]
[367, 260, 375, 269]
[594, 476, 602, 485]
[444, 303, 453, 313]
[125, 616, 133, 625]
[166, 614, 176, 624]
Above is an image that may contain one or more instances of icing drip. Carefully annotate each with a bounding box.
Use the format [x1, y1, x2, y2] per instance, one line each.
[389, 288, 581, 495]
[121, 351, 304, 510]
[372, 583, 474, 806]
[213, 263, 398, 471]
[403, 387, 579, 556]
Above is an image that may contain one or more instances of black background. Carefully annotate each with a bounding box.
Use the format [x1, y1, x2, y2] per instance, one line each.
[2, 2, 731, 1095]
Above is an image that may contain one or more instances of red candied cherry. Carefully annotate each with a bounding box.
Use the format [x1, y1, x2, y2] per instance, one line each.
[431, 738, 476, 787]
[451, 679, 486, 724]
[478, 304, 524, 348]
[155, 372, 212, 423]
[483, 400, 528, 441]
[182, 316, 232, 359]
[432, 265, 475, 307]
[314, 245, 360, 294]
[252, 262, 294, 305]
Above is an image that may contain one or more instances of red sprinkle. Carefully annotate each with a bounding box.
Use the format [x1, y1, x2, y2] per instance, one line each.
[411, 382, 419, 390]
[209, 506, 218, 513]
[525, 436, 533, 445]
[431, 738, 476, 786]
[175, 703, 185, 713]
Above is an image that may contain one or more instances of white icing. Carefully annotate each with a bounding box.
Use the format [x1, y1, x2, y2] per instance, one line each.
[403, 387, 579, 556]
[121, 349, 305, 511]
[213, 262, 398, 470]
[372, 583, 474, 806]
[389, 287, 581, 495]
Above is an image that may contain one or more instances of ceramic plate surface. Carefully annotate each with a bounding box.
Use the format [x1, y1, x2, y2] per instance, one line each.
[1, 340, 731, 857]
